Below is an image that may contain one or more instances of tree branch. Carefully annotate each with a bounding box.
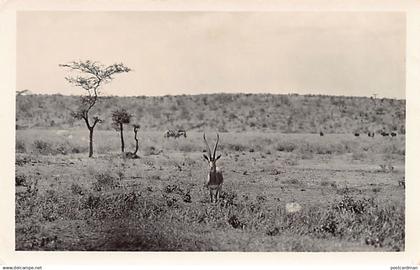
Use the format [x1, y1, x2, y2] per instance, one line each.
[92, 116, 102, 128]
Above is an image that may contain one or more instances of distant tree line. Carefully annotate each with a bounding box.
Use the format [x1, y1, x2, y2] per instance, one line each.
[15, 59, 406, 158]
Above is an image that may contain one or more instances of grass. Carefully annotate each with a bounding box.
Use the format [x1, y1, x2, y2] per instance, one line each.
[15, 129, 405, 251]
[15, 177, 404, 251]
[16, 130, 405, 159]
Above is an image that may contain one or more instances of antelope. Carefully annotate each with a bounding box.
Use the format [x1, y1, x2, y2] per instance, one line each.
[164, 129, 187, 139]
[203, 133, 224, 203]
[164, 129, 176, 138]
[177, 129, 187, 138]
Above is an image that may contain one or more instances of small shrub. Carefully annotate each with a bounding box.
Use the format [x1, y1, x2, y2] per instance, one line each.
[372, 187, 381, 193]
[256, 195, 267, 204]
[219, 190, 238, 207]
[164, 184, 184, 195]
[183, 192, 192, 203]
[379, 164, 394, 173]
[33, 140, 53, 155]
[15, 174, 27, 186]
[40, 189, 60, 222]
[275, 142, 296, 152]
[83, 192, 101, 209]
[266, 226, 280, 236]
[143, 146, 159, 156]
[16, 140, 26, 153]
[56, 143, 69, 155]
[227, 143, 247, 152]
[284, 178, 300, 185]
[70, 183, 84, 195]
[333, 195, 373, 215]
[228, 214, 244, 229]
[92, 172, 118, 191]
[319, 214, 339, 236]
[164, 195, 178, 207]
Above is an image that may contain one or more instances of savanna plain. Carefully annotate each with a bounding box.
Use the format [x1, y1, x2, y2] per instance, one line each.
[15, 130, 405, 251]
[15, 94, 405, 251]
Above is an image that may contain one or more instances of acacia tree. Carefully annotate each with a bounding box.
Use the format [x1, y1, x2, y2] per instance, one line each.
[60, 60, 130, 157]
[112, 108, 132, 153]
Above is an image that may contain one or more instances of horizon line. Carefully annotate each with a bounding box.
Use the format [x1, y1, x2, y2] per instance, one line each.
[17, 90, 406, 100]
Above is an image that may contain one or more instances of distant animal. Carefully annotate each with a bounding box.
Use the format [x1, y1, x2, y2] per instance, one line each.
[381, 132, 389, 137]
[354, 133, 360, 137]
[177, 129, 187, 138]
[320, 131, 324, 136]
[368, 132, 375, 138]
[391, 132, 397, 137]
[164, 129, 187, 139]
[203, 133, 224, 203]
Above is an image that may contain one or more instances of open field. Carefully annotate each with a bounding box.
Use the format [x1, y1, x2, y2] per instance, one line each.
[15, 129, 405, 251]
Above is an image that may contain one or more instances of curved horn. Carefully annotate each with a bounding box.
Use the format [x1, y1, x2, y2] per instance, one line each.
[213, 133, 219, 159]
[203, 133, 212, 159]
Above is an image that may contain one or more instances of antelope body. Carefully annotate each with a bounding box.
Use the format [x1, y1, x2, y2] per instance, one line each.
[164, 129, 187, 138]
[203, 133, 224, 203]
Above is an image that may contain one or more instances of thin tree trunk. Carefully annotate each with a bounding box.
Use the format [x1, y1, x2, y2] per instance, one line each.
[89, 127, 94, 158]
[120, 123, 125, 153]
[133, 129, 139, 156]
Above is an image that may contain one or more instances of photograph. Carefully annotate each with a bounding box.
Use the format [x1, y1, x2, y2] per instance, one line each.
[14, 10, 406, 252]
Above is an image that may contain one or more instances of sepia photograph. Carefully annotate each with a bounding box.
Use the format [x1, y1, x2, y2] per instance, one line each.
[13, 10, 407, 253]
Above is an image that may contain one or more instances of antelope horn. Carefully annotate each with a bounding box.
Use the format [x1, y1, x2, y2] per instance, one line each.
[203, 133, 212, 159]
[213, 133, 219, 158]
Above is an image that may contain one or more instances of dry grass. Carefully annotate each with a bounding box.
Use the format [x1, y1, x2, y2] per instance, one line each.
[15, 130, 405, 251]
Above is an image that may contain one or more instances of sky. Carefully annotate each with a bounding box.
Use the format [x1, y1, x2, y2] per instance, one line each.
[17, 11, 406, 99]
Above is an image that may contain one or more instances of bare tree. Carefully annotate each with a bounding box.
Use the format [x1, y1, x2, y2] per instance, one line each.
[60, 60, 130, 157]
[112, 108, 132, 153]
[132, 124, 140, 157]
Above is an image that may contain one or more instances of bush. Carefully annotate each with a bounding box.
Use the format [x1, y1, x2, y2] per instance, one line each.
[33, 140, 54, 155]
[92, 172, 118, 191]
[275, 142, 296, 152]
[226, 143, 247, 152]
[219, 190, 238, 207]
[16, 140, 26, 153]
[56, 143, 70, 155]
[70, 183, 84, 195]
[143, 146, 159, 156]
[333, 195, 373, 215]
[15, 174, 27, 186]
